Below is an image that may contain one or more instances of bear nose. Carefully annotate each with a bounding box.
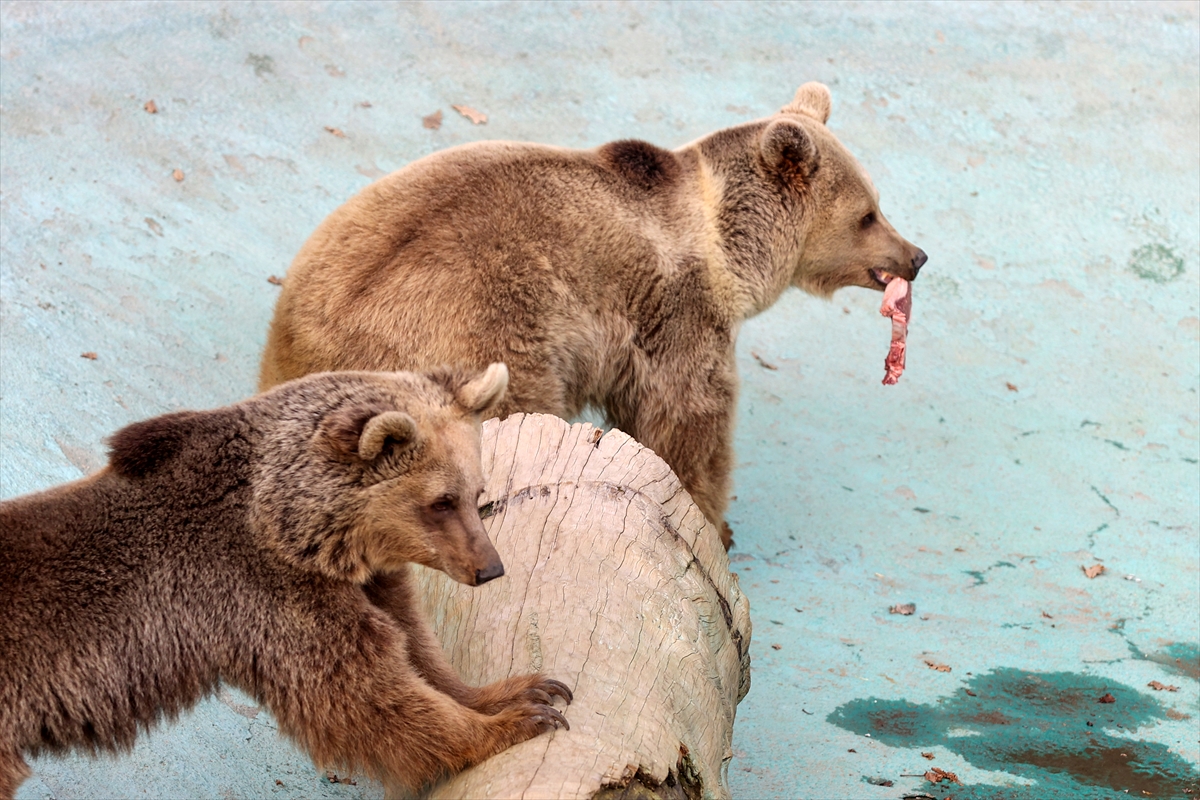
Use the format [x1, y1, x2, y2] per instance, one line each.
[912, 249, 928, 274]
[475, 561, 505, 585]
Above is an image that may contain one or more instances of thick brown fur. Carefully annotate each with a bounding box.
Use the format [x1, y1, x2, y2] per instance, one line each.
[259, 83, 927, 548]
[0, 365, 571, 800]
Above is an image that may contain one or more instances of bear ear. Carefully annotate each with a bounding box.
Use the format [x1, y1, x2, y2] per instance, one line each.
[456, 362, 509, 416]
[358, 411, 420, 461]
[761, 119, 819, 180]
[782, 82, 832, 124]
[320, 406, 420, 462]
[108, 411, 199, 478]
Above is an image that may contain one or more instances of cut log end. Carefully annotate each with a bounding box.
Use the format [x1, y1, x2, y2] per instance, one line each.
[417, 414, 751, 799]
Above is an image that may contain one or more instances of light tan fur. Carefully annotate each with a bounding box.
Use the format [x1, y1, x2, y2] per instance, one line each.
[259, 83, 925, 548]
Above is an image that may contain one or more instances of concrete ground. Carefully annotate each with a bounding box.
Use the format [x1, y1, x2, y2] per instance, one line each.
[2, 1, 1197, 798]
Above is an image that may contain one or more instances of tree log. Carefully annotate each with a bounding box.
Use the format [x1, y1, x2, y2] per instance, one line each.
[412, 413, 752, 800]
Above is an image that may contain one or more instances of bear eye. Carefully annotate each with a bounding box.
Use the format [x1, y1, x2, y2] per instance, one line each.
[860, 211, 877, 229]
[430, 496, 456, 514]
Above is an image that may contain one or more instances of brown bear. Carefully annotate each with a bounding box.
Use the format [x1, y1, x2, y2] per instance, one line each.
[258, 82, 926, 549]
[0, 365, 571, 800]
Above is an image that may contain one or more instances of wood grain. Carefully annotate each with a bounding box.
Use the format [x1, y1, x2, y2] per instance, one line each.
[413, 413, 752, 800]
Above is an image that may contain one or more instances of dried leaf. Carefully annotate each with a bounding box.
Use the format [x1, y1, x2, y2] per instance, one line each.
[144, 99, 157, 114]
[274, 780, 283, 786]
[890, 603, 916, 616]
[924, 659, 952, 672]
[921, 752, 935, 760]
[1098, 693, 1116, 704]
[1165, 708, 1191, 720]
[1005, 382, 1018, 392]
[172, 169, 184, 182]
[751, 351, 778, 370]
[924, 767, 962, 785]
[80, 352, 98, 360]
[964, 689, 977, 697]
[267, 275, 283, 286]
[771, 643, 782, 651]
[324, 126, 346, 138]
[422, 109, 443, 129]
[1041, 611, 1053, 619]
[1082, 563, 1106, 579]
[1148, 681, 1179, 692]
[452, 104, 487, 125]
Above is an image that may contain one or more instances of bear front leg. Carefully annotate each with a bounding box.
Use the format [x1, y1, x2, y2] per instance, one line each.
[1, 748, 31, 800]
[626, 355, 737, 549]
[260, 605, 568, 793]
[364, 569, 573, 714]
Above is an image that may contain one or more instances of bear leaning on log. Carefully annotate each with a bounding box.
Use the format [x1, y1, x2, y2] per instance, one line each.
[258, 82, 927, 549]
[0, 365, 571, 800]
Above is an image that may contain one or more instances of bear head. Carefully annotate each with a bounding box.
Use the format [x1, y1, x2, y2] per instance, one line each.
[248, 364, 510, 586]
[774, 82, 926, 297]
[702, 82, 926, 302]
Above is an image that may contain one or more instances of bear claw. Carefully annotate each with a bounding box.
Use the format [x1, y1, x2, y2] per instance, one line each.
[541, 679, 573, 704]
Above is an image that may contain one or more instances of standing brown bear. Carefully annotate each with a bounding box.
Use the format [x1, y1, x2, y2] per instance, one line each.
[0, 365, 571, 800]
[259, 82, 926, 548]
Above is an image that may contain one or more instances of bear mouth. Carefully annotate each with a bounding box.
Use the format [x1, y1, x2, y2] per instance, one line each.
[870, 268, 898, 289]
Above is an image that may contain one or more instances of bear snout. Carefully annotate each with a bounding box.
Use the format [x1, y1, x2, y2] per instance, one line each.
[911, 248, 928, 275]
[474, 560, 505, 586]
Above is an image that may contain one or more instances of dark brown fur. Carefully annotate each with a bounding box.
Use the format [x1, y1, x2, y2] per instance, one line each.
[0, 366, 570, 799]
[258, 83, 927, 548]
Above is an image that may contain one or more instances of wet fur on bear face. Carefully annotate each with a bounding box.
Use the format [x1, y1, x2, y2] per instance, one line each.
[0, 364, 575, 798]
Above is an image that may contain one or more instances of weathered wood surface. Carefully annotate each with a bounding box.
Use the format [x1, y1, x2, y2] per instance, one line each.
[412, 413, 752, 800]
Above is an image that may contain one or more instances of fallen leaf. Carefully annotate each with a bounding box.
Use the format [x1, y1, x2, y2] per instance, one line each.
[924, 767, 962, 785]
[267, 275, 283, 286]
[1041, 611, 1053, 619]
[1148, 681, 1179, 692]
[275, 779, 283, 786]
[80, 352, 98, 360]
[921, 752, 934, 760]
[1098, 693, 1116, 704]
[422, 109, 443, 129]
[924, 660, 952, 672]
[865, 777, 895, 787]
[890, 603, 916, 616]
[1165, 708, 1191, 720]
[452, 104, 487, 124]
[172, 169, 184, 182]
[1006, 382, 1018, 392]
[965, 689, 977, 697]
[751, 351, 778, 370]
[144, 99, 157, 114]
[1082, 563, 1106, 579]
[847, 748, 857, 753]
[771, 644, 782, 651]
[324, 126, 346, 138]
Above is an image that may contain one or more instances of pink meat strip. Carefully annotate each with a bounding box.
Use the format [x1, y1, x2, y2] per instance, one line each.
[879, 277, 911, 385]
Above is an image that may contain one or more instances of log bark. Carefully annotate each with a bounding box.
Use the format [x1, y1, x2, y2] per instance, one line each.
[412, 413, 752, 800]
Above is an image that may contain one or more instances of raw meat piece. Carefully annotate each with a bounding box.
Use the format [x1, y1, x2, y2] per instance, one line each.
[880, 277, 911, 385]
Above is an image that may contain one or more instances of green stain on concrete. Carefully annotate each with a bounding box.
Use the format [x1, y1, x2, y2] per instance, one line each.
[1129, 243, 1185, 283]
[828, 667, 1200, 799]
